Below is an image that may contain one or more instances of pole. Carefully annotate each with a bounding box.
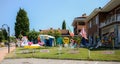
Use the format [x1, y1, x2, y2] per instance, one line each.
[88, 49, 90, 59]
[8, 27, 10, 53]
[2, 24, 10, 53]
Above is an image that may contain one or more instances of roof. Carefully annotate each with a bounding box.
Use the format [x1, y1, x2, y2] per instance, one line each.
[102, 0, 120, 12]
[40, 28, 69, 35]
[86, 8, 101, 22]
[59, 30, 69, 35]
[72, 16, 87, 26]
[86, 0, 120, 22]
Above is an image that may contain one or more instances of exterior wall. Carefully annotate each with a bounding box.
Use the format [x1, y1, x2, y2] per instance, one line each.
[87, 14, 100, 45]
[99, 5, 120, 47]
[118, 25, 120, 43]
[87, 2, 120, 47]
[77, 25, 86, 34]
[72, 17, 87, 35]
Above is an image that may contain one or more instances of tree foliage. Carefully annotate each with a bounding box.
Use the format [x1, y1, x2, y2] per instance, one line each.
[2, 29, 8, 40]
[62, 20, 66, 30]
[54, 30, 61, 39]
[27, 29, 40, 43]
[48, 30, 54, 36]
[10, 36, 17, 43]
[47, 30, 61, 39]
[15, 8, 30, 38]
[0, 31, 4, 42]
[73, 36, 82, 45]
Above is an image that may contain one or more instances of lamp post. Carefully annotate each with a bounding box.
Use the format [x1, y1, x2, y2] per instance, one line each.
[2, 24, 10, 53]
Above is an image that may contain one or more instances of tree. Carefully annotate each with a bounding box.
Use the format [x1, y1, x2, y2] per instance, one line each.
[62, 20, 66, 30]
[2, 29, 8, 40]
[47, 30, 61, 39]
[54, 30, 61, 39]
[27, 29, 40, 43]
[48, 30, 54, 36]
[10, 36, 16, 43]
[15, 8, 30, 38]
[0, 31, 4, 42]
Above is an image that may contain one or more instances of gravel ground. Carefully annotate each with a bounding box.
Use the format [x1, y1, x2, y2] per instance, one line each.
[1, 58, 120, 64]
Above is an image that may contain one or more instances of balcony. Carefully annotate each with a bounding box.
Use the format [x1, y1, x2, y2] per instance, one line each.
[116, 14, 120, 21]
[100, 15, 120, 28]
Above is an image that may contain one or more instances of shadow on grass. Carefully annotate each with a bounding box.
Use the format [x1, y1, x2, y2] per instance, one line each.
[89, 47, 120, 51]
[54, 52, 64, 55]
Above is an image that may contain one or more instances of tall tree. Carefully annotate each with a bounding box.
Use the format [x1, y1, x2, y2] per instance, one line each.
[62, 20, 66, 30]
[15, 8, 30, 38]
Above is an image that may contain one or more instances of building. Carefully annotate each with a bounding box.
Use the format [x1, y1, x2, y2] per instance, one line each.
[72, 14, 87, 35]
[86, 0, 120, 47]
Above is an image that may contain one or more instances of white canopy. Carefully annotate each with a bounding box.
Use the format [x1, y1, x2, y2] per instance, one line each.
[39, 35, 55, 38]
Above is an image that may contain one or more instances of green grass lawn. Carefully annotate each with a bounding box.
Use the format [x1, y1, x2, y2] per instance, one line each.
[6, 47, 120, 61]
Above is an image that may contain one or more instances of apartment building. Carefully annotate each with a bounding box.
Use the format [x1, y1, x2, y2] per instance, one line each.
[72, 14, 87, 35]
[86, 0, 120, 47]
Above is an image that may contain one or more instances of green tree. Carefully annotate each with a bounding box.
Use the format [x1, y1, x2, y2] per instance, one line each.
[48, 30, 54, 36]
[54, 30, 61, 39]
[0, 31, 4, 42]
[27, 29, 40, 43]
[15, 8, 30, 38]
[73, 36, 82, 47]
[2, 29, 8, 40]
[18, 34, 23, 40]
[62, 20, 66, 30]
[10, 36, 16, 43]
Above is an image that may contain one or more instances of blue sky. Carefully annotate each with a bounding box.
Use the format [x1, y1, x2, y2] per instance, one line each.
[0, 0, 110, 36]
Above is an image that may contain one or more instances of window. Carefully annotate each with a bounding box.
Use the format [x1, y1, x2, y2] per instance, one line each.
[116, 9, 120, 21]
[106, 13, 112, 24]
[116, 7, 120, 21]
[78, 29, 81, 33]
[89, 21, 91, 28]
[78, 22, 85, 25]
[96, 15, 99, 24]
[117, 14, 120, 21]
[111, 15, 115, 21]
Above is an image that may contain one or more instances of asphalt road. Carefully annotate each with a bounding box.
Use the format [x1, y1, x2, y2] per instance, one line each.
[1, 58, 120, 64]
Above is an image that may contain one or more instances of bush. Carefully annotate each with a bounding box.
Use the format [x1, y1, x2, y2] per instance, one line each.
[0, 42, 5, 47]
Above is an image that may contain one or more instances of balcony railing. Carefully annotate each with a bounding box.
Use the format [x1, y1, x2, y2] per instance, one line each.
[116, 14, 120, 21]
[100, 14, 120, 28]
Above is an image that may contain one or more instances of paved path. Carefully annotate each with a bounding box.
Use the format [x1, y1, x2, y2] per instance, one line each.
[0, 47, 16, 63]
[1, 58, 120, 64]
[0, 47, 6, 50]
